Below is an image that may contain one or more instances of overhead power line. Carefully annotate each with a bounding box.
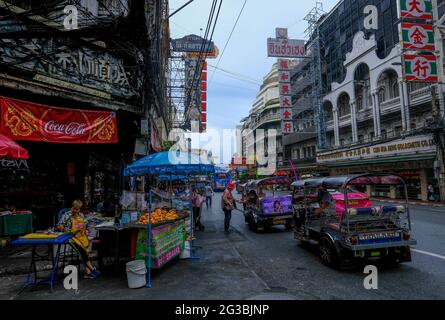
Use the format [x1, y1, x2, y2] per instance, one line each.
[209, 0, 247, 84]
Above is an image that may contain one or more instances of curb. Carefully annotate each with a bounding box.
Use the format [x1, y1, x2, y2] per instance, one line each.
[372, 198, 445, 208]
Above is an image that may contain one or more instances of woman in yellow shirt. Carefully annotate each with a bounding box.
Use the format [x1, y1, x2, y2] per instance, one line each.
[57, 200, 100, 279]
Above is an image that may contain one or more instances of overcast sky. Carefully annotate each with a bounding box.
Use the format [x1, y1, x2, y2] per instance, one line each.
[169, 0, 338, 164]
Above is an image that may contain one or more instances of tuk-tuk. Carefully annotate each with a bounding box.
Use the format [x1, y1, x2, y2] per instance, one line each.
[244, 176, 293, 232]
[291, 173, 417, 269]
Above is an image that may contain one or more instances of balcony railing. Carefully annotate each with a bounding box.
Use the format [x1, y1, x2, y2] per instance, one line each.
[409, 86, 432, 106]
[380, 96, 401, 114]
[250, 113, 281, 129]
[357, 108, 373, 122]
[324, 129, 405, 150]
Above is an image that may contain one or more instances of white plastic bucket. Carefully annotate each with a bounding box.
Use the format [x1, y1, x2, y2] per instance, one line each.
[126, 260, 147, 289]
[180, 241, 191, 259]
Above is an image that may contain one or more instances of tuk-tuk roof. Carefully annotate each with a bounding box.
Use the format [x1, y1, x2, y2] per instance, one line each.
[291, 173, 405, 189]
[247, 176, 292, 188]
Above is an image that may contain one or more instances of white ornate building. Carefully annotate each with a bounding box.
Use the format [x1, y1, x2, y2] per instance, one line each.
[318, 30, 439, 201]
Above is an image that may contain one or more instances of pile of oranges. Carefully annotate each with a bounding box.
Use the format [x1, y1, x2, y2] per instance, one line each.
[137, 208, 179, 225]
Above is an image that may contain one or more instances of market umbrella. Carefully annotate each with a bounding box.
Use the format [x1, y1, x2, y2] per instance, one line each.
[0, 133, 29, 160]
[124, 150, 215, 176]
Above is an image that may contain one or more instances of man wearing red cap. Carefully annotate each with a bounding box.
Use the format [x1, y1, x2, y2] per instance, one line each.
[221, 182, 236, 233]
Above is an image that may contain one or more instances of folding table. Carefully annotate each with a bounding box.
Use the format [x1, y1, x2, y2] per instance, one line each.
[11, 233, 74, 293]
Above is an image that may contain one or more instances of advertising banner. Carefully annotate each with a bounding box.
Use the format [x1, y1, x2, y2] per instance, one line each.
[0, 96, 118, 144]
[260, 195, 292, 215]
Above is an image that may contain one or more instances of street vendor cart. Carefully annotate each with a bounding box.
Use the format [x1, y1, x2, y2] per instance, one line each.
[291, 173, 417, 269]
[244, 176, 293, 232]
[123, 150, 214, 287]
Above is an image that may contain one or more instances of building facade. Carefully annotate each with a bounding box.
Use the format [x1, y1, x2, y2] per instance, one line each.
[0, 0, 170, 226]
[240, 63, 283, 175]
[316, 0, 445, 201]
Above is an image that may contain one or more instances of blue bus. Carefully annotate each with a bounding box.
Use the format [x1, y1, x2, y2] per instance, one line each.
[213, 167, 231, 192]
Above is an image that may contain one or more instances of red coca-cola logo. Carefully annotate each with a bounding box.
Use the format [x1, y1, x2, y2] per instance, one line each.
[43, 120, 87, 136]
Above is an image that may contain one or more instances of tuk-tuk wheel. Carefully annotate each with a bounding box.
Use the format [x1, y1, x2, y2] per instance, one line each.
[285, 219, 292, 231]
[319, 236, 340, 269]
[249, 216, 258, 232]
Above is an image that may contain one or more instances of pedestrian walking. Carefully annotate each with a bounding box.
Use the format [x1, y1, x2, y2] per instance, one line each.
[204, 184, 214, 209]
[240, 190, 248, 211]
[221, 182, 236, 233]
[192, 189, 205, 231]
[428, 184, 435, 201]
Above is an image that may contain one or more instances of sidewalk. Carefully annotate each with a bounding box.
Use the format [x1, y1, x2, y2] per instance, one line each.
[372, 197, 445, 208]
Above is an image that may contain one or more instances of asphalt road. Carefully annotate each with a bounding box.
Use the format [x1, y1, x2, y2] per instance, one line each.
[216, 193, 445, 300]
[1, 193, 444, 300]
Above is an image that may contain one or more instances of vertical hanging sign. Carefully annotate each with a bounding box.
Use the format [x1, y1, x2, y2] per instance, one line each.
[200, 60, 207, 133]
[399, 0, 438, 83]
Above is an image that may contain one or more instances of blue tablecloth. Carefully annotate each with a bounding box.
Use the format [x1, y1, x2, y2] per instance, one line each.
[11, 233, 73, 246]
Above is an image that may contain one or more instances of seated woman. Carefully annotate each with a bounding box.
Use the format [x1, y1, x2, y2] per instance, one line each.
[57, 200, 100, 279]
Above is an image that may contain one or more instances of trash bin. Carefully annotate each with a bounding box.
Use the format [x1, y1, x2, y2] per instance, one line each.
[126, 260, 147, 288]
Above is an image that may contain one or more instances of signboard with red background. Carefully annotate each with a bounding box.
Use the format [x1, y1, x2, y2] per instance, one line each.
[0, 96, 118, 143]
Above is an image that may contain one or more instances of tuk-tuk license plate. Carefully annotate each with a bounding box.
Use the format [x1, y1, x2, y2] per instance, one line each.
[371, 251, 381, 257]
[349, 200, 358, 205]
[273, 220, 285, 225]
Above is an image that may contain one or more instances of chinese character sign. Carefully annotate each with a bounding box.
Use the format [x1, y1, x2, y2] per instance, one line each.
[401, 23, 435, 51]
[282, 121, 294, 133]
[278, 59, 290, 71]
[403, 54, 438, 82]
[400, 0, 433, 20]
[279, 70, 291, 83]
[277, 55, 294, 133]
[279, 83, 291, 95]
[281, 108, 293, 121]
[280, 96, 292, 108]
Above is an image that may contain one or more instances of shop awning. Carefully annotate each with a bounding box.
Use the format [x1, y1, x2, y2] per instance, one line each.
[0, 133, 29, 159]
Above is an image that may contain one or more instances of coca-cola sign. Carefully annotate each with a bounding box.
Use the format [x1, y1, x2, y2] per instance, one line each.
[0, 96, 118, 144]
[43, 121, 87, 136]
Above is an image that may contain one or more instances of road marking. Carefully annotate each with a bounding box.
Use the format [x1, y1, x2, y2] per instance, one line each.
[411, 248, 445, 260]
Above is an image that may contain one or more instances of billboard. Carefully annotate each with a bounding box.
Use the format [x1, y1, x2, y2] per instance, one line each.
[172, 34, 214, 53]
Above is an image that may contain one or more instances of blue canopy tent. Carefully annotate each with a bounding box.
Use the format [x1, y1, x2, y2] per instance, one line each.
[124, 151, 214, 288]
[157, 175, 188, 181]
[124, 151, 214, 176]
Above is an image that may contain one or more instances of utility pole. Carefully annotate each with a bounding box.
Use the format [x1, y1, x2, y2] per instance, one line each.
[431, 84, 445, 203]
[432, 0, 445, 203]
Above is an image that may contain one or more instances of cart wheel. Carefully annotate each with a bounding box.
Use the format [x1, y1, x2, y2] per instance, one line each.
[285, 219, 292, 231]
[319, 236, 340, 269]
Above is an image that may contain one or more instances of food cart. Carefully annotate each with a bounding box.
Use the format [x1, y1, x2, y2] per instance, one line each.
[291, 173, 417, 269]
[243, 176, 293, 232]
[123, 151, 214, 287]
